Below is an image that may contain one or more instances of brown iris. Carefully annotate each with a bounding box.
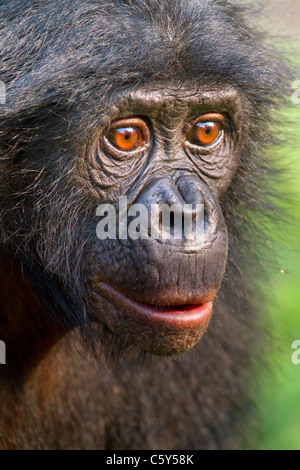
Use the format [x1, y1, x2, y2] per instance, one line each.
[187, 114, 224, 147]
[108, 126, 143, 151]
[103, 118, 151, 159]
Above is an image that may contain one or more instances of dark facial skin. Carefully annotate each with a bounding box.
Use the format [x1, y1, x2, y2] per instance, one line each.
[84, 86, 244, 355]
[0, 0, 289, 451]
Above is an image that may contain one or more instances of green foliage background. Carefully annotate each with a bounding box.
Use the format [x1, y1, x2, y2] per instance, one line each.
[256, 47, 300, 449]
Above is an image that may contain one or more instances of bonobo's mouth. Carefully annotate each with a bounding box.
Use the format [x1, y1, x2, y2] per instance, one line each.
[98, 282, 213, 329]
[89, 281, 215, 355]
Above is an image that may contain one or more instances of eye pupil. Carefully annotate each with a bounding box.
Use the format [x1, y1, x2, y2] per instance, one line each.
[108, 126, 142, 151]
[186, 119, 222, 147]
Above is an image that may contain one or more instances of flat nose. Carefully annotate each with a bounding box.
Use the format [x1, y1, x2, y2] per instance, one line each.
[137, 176, 203, 210]
[110, 175, 228, 305]
[134, 176, 208, 243]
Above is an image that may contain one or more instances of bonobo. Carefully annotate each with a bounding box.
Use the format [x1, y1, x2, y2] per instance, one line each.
[0, 0, 289, 450]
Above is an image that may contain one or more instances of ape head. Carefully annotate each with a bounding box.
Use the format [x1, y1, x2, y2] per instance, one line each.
[0, 0, 288, 357]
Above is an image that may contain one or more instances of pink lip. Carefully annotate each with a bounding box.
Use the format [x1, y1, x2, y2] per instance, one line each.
[98, 282, 213, 329]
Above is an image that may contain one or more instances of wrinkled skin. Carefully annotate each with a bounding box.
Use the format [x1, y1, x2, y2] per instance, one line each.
[0, 0, 288, 450]
[85, 87, 242, 355]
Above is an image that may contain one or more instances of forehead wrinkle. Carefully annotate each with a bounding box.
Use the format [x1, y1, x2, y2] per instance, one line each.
[108, 85, 242, 121]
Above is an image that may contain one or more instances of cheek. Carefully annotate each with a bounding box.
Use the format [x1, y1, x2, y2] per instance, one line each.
[212, 160, 241, 196]
[186, 149, 241, 197]
[79, 143, 148, 200]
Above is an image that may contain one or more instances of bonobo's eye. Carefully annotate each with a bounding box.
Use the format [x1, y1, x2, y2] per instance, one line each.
[109, 126, 142, 151]
[186, 113, 224, 148]
[103, 117, 150, 157]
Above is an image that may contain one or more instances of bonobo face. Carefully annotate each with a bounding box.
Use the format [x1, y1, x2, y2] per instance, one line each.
[85, 85, 243, 355]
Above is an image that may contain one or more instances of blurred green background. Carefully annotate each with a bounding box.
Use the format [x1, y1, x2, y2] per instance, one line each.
[257, 102, 300, 450]
[253, 2, 300, 449]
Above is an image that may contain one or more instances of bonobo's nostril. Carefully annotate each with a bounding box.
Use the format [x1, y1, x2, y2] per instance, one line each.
[176, 175, 206, 207]
[176, 175, 207, 230]
[133, 176, 209, 242]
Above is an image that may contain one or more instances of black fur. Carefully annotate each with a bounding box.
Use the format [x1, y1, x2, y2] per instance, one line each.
[0, 0, 290, 449]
